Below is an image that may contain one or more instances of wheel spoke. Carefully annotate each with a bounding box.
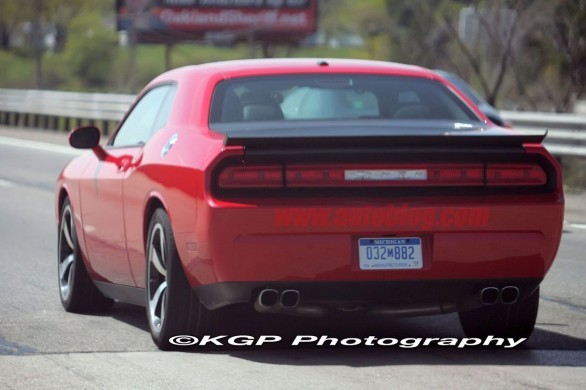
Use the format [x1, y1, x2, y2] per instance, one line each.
[149, 226, 167, 277]
[59, 254, 74, 281]
[151, 246, 167, 277]
[159, 230, 166, 268]
[149, 281, 167, 320]
[160, 289, 167, 325]
[62, 215, 74, 250]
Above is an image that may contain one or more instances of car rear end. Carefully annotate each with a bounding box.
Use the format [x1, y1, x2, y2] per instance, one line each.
[188, 66, 564, 325]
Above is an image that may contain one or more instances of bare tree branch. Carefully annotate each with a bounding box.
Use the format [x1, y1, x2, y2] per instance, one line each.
[442, 14, 492, 98]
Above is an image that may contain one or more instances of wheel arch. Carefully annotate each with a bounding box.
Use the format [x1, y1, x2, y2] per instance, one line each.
[143, 195, 167, 251]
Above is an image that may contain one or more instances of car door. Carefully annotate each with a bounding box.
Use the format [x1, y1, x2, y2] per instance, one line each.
[79, 85, 174, 285]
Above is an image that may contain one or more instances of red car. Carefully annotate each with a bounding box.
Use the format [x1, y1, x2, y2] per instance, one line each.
[56, 59, 564, 349]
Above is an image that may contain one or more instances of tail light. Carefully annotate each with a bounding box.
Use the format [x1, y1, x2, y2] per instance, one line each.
[486, 164, 546, 186]
[217, 163, 547, 189]
[217, 165, 282, 188]
[426, 165, 484, 186]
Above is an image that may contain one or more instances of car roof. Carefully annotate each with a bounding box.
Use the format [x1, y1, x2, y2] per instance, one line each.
[149, 58, 439, 85]
[143, 59, 489, 127]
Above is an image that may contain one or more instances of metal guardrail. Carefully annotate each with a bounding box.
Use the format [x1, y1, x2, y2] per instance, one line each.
[0, 88, 134, 134]
[501, 110, 586, 157]
[0, 89, 585, 156]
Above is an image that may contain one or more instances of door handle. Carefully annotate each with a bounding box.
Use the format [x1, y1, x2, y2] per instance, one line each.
[116, 156, 132, 173]
[116, 154, 142, 173]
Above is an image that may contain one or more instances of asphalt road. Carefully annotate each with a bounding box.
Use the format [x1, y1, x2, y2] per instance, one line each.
[0, 128, 585, 389]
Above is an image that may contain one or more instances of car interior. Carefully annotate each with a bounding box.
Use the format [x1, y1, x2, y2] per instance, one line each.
[212, 75, 478, 124]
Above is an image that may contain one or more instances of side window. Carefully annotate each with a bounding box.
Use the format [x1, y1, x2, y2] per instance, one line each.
[152, 85, 176, 132]
[112, 84, 175, 147]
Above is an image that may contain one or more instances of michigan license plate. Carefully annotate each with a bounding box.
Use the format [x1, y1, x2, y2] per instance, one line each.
[358, 237, 423, 270]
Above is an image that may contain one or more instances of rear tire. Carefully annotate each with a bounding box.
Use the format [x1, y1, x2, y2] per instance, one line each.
[58, 198, 114, 312]
[459, 287, 540, 339]
[145, 209, 217, 350]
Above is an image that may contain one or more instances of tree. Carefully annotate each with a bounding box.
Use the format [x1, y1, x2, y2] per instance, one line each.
[384, 0, 450, 67]
[439, 0, 526, 107]
[385, 0, 583, 111]
[547, 0, 586, 111]
[65, 12, 118, 90]
[0, 0, 106, 88]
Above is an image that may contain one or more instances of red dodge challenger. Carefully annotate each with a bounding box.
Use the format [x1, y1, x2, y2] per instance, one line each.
[56, 59, 564, 349]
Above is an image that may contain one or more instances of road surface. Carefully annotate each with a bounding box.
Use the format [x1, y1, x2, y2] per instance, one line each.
[0, 128, 584, 389]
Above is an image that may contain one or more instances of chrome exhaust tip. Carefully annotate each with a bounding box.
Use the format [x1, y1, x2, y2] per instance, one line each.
[480, 287, 499, 305]
[501, 286, 519, 304]
[280, 290, 300, 308]
[255, 289, 279, 312]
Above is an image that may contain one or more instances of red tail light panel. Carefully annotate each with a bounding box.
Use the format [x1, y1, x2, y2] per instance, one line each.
[486, 164, 547, 186]
[217, 163, 547, 189]
[218, 164, 283, 188]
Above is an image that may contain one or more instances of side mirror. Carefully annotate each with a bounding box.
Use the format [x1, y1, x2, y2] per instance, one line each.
[69, 125, 109, 161]
[69, 126, 100, 149]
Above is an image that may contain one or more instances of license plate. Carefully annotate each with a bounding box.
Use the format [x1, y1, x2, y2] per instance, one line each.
[358, 237, 423, 270]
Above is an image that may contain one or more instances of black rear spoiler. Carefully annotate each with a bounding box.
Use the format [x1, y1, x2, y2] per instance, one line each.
[225, 133, 546, 149]
[222, 127, 547, 149]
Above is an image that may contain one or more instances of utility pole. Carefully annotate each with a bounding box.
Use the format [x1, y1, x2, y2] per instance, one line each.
[165, 44, 173, 70]
[33, 0, 42, 89]
[128, 16, 137, 92]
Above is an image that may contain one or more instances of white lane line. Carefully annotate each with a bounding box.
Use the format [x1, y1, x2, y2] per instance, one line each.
[0, 136, 84, 156]
[0, 179, 14, 188]
[569, 223, 586, 230]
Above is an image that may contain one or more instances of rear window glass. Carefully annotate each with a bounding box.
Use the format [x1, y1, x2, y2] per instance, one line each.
[209, 75, 479, 125]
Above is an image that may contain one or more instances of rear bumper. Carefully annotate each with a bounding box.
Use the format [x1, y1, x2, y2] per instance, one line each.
[180, 195, 563, 285]
[193, 278, 542, 313]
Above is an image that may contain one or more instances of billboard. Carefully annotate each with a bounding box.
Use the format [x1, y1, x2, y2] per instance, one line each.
[116, 0, 318, 44]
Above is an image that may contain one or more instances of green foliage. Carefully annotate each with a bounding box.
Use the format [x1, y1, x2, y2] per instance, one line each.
[0, 50, 34, 88]
[64, 13, 118, 90]
[0, 0, 583, 112]
[43, 52, 72, 90]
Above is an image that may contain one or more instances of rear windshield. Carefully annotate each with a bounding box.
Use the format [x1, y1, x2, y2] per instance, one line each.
[209, 75, 480, 126]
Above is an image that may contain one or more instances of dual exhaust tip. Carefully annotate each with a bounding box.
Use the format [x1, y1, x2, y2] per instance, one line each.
[480, 286, 519, 305]
[257, 286, 520, 313]
[256, 289, 300, 312]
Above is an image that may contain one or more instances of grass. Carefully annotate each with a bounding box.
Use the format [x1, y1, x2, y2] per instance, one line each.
[0, 50, 36, 89]
[0, 42, 376, 93]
